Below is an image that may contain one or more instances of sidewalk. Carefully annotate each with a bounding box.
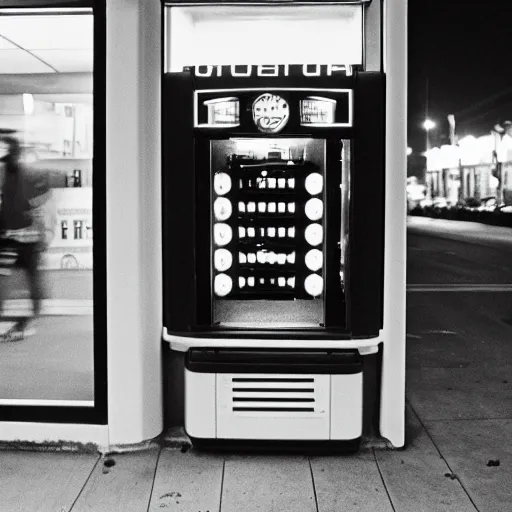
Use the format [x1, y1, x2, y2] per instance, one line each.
[1, 298, 92, 317]
[2, 403, 510, 512]
[0, 315, 94, 402]
[1, 295, 511, 511]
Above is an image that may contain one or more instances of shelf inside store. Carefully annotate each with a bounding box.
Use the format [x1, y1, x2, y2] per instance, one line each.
[236, 215, 297, 224]
[235, 188, 298, 197]
[236, 239, 298, 249]
[232, 160, 316, 170]
[237, 265, 297, 274]
[225, 291, 297, 301]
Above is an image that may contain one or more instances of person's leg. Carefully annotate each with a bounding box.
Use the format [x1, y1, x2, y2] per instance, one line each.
[0, 239, 5, 317]
[16, 243, 43, 331]
[0, 238, 16, 317]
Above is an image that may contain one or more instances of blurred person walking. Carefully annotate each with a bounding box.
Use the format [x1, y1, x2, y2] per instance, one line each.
[0, 135, 55, 341]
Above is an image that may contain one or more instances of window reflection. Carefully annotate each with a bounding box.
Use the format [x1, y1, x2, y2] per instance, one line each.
[0, 10, 94, 405]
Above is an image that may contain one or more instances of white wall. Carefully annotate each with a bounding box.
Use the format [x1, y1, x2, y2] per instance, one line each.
[380, 0, 407, 448]
[106, 0, 162, 446]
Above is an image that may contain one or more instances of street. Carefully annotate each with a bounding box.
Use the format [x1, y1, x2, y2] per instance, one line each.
[408, 217, 512, 285]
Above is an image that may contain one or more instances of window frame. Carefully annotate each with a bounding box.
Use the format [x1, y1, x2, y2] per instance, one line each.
[0, 0, 107, 425]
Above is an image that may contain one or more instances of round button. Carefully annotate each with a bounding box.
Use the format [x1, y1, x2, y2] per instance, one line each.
[304, 274, 323, 297]
[305, 223, 323, 246]
[305, 249, 323, 271]
[214, 172, 232, 195]
[214, 249, 233, 272]
[214, 274, 233, 297]
[214, 198, 232, 221]
[305, 198, 323, 221]
[305, 173, 323, 195]
[214, 223, 232, 246]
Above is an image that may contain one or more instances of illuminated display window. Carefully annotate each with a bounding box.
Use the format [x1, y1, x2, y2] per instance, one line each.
[300, 97, 336, 125]
[210, 138, 327, 328]
[203, 97, 239, 127]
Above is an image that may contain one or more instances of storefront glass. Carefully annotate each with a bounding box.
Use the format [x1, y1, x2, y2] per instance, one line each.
[0, 8, 95, 406]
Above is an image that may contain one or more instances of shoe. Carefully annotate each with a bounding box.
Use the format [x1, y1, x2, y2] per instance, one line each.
[0, 326, 35, 342]
[0, 327, 25, 342]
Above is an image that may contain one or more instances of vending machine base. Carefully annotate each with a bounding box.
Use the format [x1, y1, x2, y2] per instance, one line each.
[184, 348, 363, 446]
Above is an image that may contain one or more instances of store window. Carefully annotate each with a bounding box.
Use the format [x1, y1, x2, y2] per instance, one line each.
[0, 5, 101, 417]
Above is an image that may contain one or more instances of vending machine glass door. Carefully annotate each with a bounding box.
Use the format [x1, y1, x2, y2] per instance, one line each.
[211, 138, 328, 328]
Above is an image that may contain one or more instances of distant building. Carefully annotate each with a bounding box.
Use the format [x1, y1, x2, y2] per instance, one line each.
[425, 125, 512, 205]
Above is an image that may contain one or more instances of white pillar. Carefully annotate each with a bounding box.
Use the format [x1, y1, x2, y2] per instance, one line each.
[380, 0, 407, 448]
[106, 0, 163, 445]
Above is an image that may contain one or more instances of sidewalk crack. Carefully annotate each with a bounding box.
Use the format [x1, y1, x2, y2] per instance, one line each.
[308, 457, 320, 512]
[146, 445, 163, 512]
[372, 448, 397, 512]
[68, 453, 101, 511]
[218, 458, 226, 512]
[407, 400, 481, 512]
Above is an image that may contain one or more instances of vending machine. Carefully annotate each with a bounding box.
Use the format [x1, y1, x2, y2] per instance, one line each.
[162, 0, 406, 448]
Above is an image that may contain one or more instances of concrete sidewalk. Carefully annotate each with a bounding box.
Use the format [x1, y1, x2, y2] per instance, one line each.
[1, 298, 92, 316]
[1, 292, 512, 510]
[1, 402, 510, 512]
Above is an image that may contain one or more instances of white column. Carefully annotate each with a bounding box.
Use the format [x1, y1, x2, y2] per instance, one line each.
[106, 0, 162, 445]
[380, 0, 407, 448]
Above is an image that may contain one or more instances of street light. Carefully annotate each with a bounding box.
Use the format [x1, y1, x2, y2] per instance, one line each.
[407, 147, 412, 156]
[422, 119, 436, 201]
[423, 118, 436, 152]
[423, 119, 436, 132]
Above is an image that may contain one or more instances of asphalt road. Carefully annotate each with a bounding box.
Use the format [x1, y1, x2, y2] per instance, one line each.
[408, 217, 512, 285]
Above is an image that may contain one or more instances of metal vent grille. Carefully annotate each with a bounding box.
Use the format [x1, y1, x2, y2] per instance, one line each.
[231, 376, 317, 413]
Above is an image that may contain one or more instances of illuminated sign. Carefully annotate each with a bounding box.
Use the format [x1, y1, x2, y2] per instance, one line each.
[186, 64, 353, 78]
[252, 93, 289, 134]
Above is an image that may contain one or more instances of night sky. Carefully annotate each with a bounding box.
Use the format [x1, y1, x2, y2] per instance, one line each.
[408, 0, 512, 153]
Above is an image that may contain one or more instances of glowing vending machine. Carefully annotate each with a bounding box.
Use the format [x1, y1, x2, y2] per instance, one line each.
[162, 0, 407, 448]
